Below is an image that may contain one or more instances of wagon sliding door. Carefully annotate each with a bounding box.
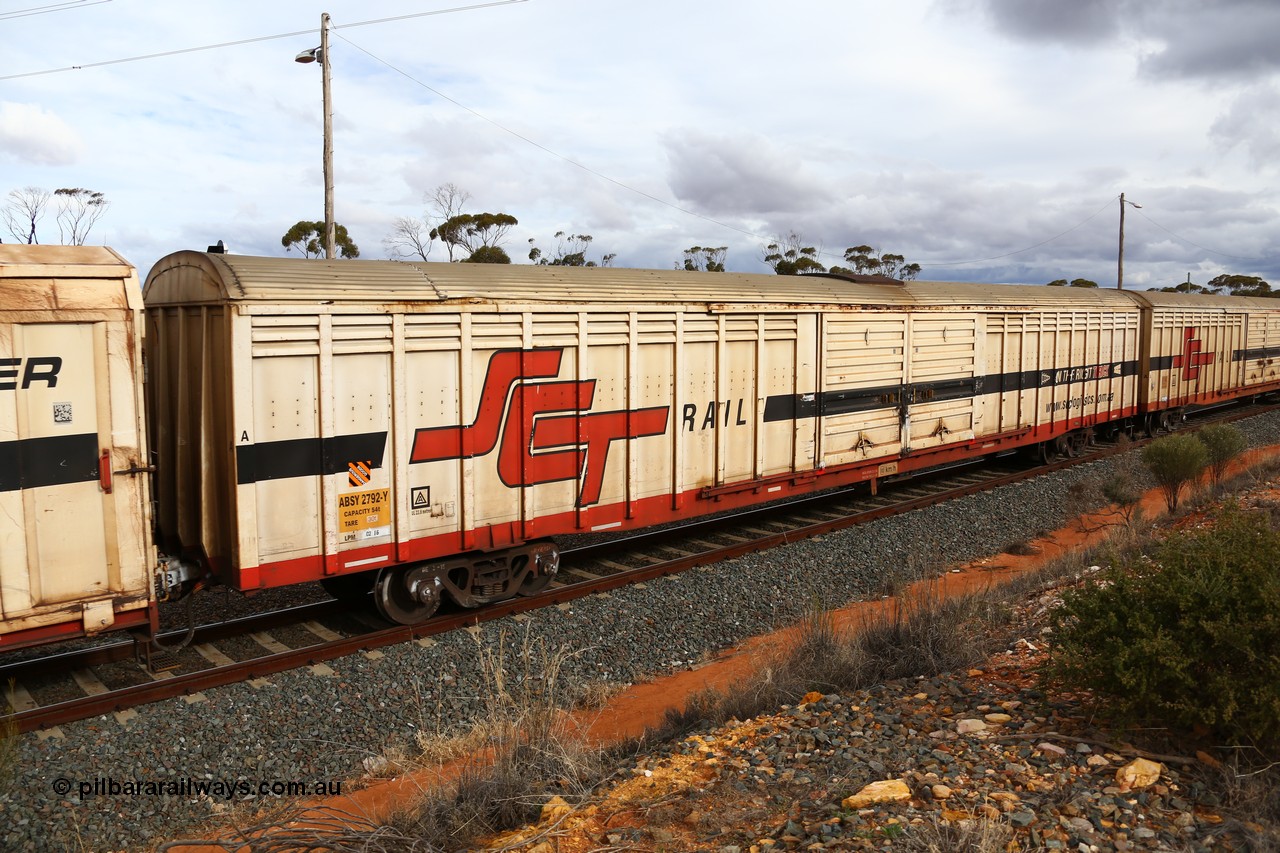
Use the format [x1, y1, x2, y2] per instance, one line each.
[817, 313, 907, 468]
[0, 322, 115, 627]
[904, 315, 978, 452]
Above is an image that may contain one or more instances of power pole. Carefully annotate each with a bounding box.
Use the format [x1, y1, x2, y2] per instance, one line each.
[295, 13, 336, 259]
[321, 12, 335, 260]
[1117, 193, 1141, 290]
[1117, 192, 1127, 291]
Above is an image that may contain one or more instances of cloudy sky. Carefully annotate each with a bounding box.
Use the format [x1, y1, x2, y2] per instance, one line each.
[2, 0, 1278, 288]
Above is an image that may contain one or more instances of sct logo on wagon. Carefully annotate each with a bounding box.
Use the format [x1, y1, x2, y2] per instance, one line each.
[410, 349, 670, 507]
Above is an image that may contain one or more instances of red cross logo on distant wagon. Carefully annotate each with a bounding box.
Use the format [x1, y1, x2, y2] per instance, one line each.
[1171, 327, 1214, 381]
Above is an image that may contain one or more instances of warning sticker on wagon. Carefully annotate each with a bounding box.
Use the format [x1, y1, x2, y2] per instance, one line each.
[338, 488, 391, 542]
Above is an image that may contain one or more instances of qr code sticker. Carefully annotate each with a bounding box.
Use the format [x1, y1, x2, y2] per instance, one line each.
[53, 402, 73, 424]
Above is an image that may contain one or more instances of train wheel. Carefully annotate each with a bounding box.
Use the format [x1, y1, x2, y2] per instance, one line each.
[1038, 441, 1058, 464]
[519, 572, 552, 596]
[373, 565, 443, 625]
[1069, 430, 1090, 456]
[517, 545, 560, 596]
[320, 570, 375, 602]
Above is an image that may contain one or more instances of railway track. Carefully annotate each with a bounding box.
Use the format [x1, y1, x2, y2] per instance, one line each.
[5, 401, 1275, 735]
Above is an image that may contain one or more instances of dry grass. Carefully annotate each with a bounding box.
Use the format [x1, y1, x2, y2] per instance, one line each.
[893, 812, 1018, 852]
[659, 583, 1011, 739]
[570, 678, 630, 711]
[0, 682, 17, 799]
[370, 625, 631, 851]
[1196, 751, 1280, 851]
[165, 624, 633, 852]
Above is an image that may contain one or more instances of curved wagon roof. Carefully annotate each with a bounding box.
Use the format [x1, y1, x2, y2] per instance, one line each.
[143, 250, 1271, 314]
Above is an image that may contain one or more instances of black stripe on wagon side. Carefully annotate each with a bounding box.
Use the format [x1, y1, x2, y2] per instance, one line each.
[0, 433, 100, 492]
[1234, 346, 1280, 362]
[764, 359, 1141, 423]
[236, 431, 388, 485]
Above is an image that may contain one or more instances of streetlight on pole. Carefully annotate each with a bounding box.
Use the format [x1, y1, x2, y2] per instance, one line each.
[295, 12, 335, 260]
[1116, 192, 1141, 290]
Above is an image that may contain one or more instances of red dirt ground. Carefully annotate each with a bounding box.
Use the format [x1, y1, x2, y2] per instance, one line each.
[164, 445, 1280, 852]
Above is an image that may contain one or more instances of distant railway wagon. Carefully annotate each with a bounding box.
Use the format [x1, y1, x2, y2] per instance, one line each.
[1139, 290, 1280, 422]
[3, 245, 1280, 651]
[0, 246, 155, 650]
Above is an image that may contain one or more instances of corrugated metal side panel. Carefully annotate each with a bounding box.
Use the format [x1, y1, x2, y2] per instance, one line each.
[820, 314, 907, 468]
[1242, 311, 1280, 387]
[146, 303, 236, 577]
[1146, 307, 1247, 408]
[907, 315, 977, 451]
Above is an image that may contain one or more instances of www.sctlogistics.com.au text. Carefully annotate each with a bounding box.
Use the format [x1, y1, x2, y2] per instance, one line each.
[53, 776, 343, 801]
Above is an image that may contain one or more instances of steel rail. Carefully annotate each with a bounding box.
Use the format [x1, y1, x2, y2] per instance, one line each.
[0, 450, 1088, 733]
[0, 600, 348, 684]
[7, 400, 1276, 733]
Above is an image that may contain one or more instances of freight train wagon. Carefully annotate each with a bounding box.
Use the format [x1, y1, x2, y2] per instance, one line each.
[6, 246, 1280, 653]
[1134, 289, 1280, 426]
[142, 251, 1173, 626]
[0, 245, 156, 651]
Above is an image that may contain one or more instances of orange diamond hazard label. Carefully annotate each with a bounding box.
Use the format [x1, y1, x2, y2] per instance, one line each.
[348, 460, 372, 487]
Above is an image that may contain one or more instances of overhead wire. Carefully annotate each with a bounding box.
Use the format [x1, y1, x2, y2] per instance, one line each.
[0, 1, 528, 81]
[333, 31, 768, 244]
[1132, 207, 1264, 262]
[0, 0, 110, 22]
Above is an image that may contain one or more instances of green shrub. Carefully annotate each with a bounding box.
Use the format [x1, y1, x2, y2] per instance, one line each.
[1197, 423, 1247, 483]
[1142, 433, 1208, 511]
[1045, 508, 1280, 748]
[1100, 470, 1143, 523]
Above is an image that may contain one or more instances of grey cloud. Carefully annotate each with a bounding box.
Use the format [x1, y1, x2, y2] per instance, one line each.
[791, 172, 1280, 287]
[975, 0, 1120, 44]
[966, 0, 1280, 81]
[663, 130, 838, 217]
[1136, 2, 1280, 81]
[1212, 85, 1280, 169]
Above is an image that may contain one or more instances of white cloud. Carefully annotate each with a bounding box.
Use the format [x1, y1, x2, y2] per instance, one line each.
[0, 102, 83, 165]
[0, 1, 1276, 287]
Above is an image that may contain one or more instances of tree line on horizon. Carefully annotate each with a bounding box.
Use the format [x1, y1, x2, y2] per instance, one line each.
[4, 182, 1269, 295]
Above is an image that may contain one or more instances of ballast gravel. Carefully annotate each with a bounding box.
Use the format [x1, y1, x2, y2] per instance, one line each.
[5, 411, 1280, 851]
